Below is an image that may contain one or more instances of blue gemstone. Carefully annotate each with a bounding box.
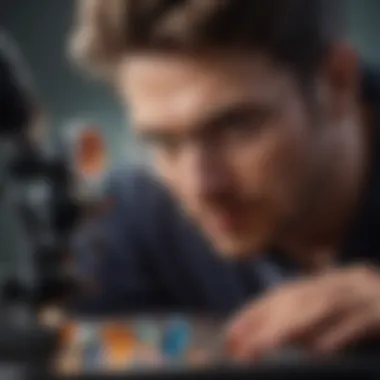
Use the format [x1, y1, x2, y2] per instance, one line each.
[162, 319, 192, 358]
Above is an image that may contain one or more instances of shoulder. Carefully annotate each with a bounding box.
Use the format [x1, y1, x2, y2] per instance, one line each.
[103, 164, 174, 210]
[73, 164, 184, 259]
[100, 164, 183, 233]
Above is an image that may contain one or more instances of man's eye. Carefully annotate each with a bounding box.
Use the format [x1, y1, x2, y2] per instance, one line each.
[223, 116, 265, 139]
[218, 111, 271, 140]
[154, 138, 181, 154]
[141, 134, 179, 151]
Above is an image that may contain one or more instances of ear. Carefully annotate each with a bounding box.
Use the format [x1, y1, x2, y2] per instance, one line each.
[323, 43, 360, 117]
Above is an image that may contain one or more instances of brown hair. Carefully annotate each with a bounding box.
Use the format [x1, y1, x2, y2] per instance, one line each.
[69, 0, 343, 78]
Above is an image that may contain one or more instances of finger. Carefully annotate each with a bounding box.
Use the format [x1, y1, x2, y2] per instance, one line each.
[305, 265, 379, 300]
[226, 306, 267, 357]
[229, 283, 367, 360]
[227, 273, 341, 343]
[232, 302, 341, 361]
[226, 268, 380, 359]
[314, 305, 380, 354]
[231, 317, 292, 362]
[226, 293, 272, 346]
[226, 290, 322, 358]
[226, 281, 309, 339]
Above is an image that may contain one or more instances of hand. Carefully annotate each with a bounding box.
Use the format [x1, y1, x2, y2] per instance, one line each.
[226, 265, 380, 362]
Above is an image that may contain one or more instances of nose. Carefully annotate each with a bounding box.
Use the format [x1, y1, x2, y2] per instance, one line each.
[180, 143, 230, 199]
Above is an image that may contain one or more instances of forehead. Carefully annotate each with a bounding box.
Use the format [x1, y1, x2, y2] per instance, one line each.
[117, 53, 297, 130]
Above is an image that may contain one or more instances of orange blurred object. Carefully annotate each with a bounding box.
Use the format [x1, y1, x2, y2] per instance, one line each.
[56, 322, 81, 374]
[75, 128, 108, 179]
[102, 324, 137, 370]
[60, 322, 79, 345]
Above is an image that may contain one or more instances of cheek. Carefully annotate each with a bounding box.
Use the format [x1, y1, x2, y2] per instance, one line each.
[229, 121, 311, 205]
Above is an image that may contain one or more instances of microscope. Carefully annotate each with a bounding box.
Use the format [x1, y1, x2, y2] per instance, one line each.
[0, 31, 83, 377]
[0, 30, 81, 308]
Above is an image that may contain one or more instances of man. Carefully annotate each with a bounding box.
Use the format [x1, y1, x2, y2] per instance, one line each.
[69, 0, 380, 361]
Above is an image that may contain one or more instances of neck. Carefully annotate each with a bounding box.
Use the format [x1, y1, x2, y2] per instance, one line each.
[280, 106, 372, 272]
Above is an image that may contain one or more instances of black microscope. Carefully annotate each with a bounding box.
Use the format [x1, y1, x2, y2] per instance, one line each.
[0, 30, 83, 378]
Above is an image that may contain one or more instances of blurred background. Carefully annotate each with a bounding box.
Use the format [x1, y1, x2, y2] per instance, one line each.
[0, 0, 379, 281]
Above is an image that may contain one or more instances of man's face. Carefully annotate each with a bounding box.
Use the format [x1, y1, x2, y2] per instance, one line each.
[118, 53, 328, 258]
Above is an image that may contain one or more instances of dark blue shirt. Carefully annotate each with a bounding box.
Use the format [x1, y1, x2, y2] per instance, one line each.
[73, 68, 380, 315]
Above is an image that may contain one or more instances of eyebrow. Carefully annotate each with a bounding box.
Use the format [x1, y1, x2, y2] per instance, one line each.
[137, 100, 274, 141]
[202, 101, 272, 130]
